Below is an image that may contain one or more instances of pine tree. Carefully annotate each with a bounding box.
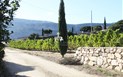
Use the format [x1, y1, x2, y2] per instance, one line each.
[58, 0, 68, 57]
[104, 17, 107, 30]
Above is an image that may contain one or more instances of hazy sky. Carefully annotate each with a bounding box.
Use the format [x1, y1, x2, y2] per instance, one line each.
[14, 0, 122, 24]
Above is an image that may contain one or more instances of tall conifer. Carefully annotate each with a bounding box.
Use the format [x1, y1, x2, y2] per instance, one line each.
[58, 0, 68, 57]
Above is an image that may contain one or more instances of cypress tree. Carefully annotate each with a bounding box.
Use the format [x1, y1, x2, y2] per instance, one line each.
[58, 0, 68, 57]
[104, 17, 107, 29]
[42, 28, 44, 36]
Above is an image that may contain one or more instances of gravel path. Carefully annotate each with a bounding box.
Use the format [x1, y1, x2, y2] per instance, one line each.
[3, 47, 100, 77]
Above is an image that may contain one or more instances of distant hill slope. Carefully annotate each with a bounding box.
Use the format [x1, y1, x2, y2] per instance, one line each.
[8, 18, 112, 39]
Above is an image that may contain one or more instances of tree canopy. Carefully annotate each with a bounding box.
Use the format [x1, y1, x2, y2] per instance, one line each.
[0, 0, 20, 62]
[80, 26, 91, 32]
[58, 0, 68, 57]
[93, 25, 102, 32]
[109, 20, 123, 32]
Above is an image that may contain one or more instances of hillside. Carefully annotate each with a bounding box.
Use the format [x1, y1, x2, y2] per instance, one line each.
[8, 18, 112, 39]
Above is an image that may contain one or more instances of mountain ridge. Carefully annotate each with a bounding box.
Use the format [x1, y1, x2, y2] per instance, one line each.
[9, 18, 113, 39]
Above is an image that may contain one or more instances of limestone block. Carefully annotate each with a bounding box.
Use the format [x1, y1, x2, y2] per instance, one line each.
[88, 61, 96, 66]
[117, 58, 123, 63]
[105, 48, 110, 53]
[77, 47, 82, 51]
[107, 65, 113, 69]
[85, 57, 89, 62]
[103, 64, 109, 68]
[121, 52, 123, 56]
[111, 60, 118, 66]
[116, 48, 122, 53]
[95, 48, 101, 53]
[90, 48, 94, 53]
[82, 50, 87, 54]
[75, 50, 81, 55]
[121, 70, 123, 72]
[102, 53, 108, 57]
[103, 57, 107, 65]
[110, 48, 114, 51]
[115, 53, 121, 59]
[110, 48, 116, 53]
[101, 48, 105, 53]
[115, 66, 121, 71]
[119, 64, 123, 70]
[93, 53, 99, 57]
[89, 56, 97, 62]
[107, 59, 111, 63]
[80, 56, 85, 64]
[97, 57, 103, 66]
[108, 54, 115, 59]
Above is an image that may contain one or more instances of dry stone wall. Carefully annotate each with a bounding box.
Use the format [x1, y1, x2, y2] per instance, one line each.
[74, 47, 123, 72]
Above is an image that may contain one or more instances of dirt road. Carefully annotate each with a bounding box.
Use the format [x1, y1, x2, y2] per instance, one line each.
[4, 47, 99, 77]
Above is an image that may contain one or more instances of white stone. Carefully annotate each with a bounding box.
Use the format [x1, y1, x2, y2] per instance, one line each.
[115, 53, 121, 59]
[95, 48, 101, 53]
[75, 50, 80, 55]
[77, 47, 82, 51]
[90, 48, 94, 54]
[107, 59, 111, 63]
[97, 57, 103, 66]
[103, 57, 107, 65]
[89, 56, 97, 62]
[101, 48, 105, 53]
[115, 66, 121, 71]
[121, 70, 123, 72]
[119, 64, 123, 70]
[117, 58, 123, 63]
[82, 50, 87, 54]
[107, 65, 113, 69]
[105, 48, 110, 53]
[111, 60, 118, 66]
[102, 53, 108, 57]
[88, 61, 96, 66]
[84, 57, 89, 62]
[104, 64, 109, 68]
[108, 54, 115, 59]
[80, 56, 85, 64]
[121, 52, 123, 56]
[93, 53, 99, 57]
[116, 48, 122, 53]
[110, 48, 116, 53]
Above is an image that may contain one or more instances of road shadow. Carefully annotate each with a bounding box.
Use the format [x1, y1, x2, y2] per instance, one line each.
[4, 61, 35, 77]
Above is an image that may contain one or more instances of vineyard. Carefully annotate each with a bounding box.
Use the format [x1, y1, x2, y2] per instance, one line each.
[9, 29, 123, 51]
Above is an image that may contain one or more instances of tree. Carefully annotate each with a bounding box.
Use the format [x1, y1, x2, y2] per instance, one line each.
[28, 33, 39, 40]
[72, 27, 74, 34]
[104, 17, 107, 29]
[93, 25, 102, 32]
[109, 20, 123, 33]
[42, 28, 44, 36]
[0, 0, 20, 60]
[58, 0, 68, 57]
[43, 29, 52, 35]
[80, 26, 91, 32]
